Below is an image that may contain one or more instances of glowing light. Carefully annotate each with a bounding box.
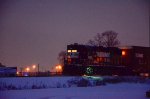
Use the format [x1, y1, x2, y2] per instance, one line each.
[16, 71, 19, 75]
[82, 75, 103, 81]
[144, 73, 149, 77]
[72, 50, 77, 52]
[26, 67, 30, 72]
[55, 65, 62, 72]
[58, 65, 62, 69]
[145, 73, 149, 77]
[32, 65, 36, 69]
[86, 67, 93, 75]
[67, 50, 71, 52]
[122, 51, 126, 56]
[140, 73, 149, 77]
[67, 50, 77, 53]
[68, 58, 71, 64]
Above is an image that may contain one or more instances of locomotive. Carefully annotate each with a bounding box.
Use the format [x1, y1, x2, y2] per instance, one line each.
[63, 43, 150, 76]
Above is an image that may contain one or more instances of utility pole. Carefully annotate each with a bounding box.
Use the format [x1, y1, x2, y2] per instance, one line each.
[149, 7, 150, 47]
[37, 64, 40, 76]
[20, 67, 23, 76]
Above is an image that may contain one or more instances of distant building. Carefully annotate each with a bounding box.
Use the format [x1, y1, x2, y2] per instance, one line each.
[0, 63, 17, 77]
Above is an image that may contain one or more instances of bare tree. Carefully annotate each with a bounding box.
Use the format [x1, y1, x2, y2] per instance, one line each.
[87, 33, 103, 46]
[87, 39, 97, 46]
[87, 30, 120, 47]
[102, 30, 120, 47]
[57, 51, 66, 66]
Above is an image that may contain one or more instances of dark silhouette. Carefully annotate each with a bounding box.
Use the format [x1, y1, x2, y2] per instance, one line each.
[57, 51, 66, 66]
[87, 30, 120, 47]
[0, 63, 6, 67]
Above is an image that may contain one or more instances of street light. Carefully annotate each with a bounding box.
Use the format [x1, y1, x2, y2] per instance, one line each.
[31, 65, 37, 76]
[55, 65, 62, 73]
[16, 71, 19, 76]
[32, 65, 36, 69]
[26, 67, 30, 72]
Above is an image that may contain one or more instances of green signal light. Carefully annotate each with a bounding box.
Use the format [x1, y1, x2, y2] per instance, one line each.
[86, 67, 93, 75]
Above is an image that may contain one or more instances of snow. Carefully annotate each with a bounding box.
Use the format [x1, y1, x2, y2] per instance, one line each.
[0, 83, 149, 99]
[0, 77, 73, 89]
[0, 76, 149, 99]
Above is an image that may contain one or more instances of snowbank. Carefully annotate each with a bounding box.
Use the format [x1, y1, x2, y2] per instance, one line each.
[0, 83, 149, 99]
[0, 76, 149, 90]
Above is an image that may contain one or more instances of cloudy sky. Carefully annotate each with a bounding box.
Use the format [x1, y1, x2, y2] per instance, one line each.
[0, 0, 149, 71]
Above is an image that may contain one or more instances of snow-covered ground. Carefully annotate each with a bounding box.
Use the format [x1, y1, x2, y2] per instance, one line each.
[0, 83, 149, 99]
[0, 76, 149, 99]
[0, 77, 73, 89]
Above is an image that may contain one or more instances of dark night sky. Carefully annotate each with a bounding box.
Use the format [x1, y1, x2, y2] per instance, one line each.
[0, 0, 149, 71]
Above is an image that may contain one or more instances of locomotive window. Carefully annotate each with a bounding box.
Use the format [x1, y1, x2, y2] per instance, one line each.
[68, 50, 71, 52]
[122, 51, 126, 56]
[72, 50, 77, 52]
